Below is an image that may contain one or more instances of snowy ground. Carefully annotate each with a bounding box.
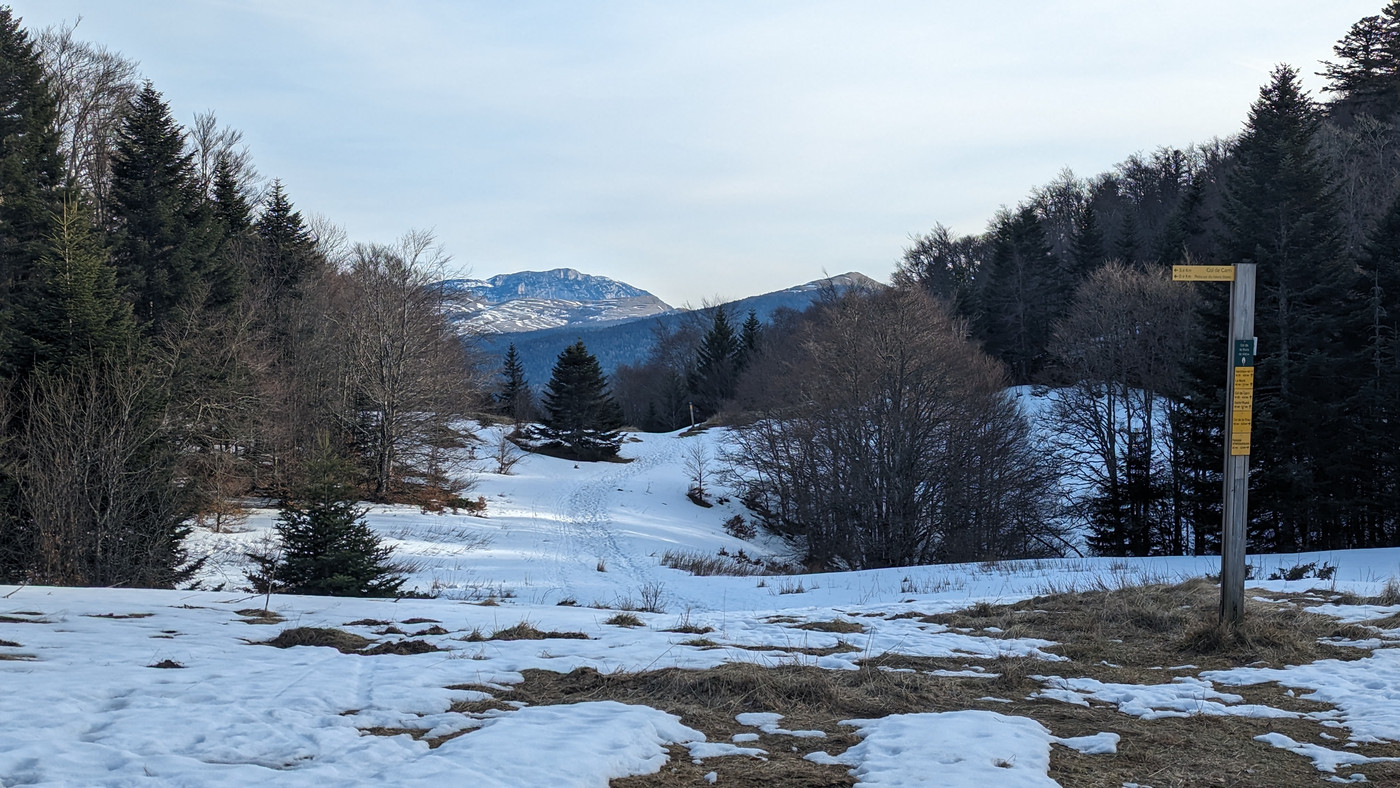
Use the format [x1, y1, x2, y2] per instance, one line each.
[5, 425, 1400, 786]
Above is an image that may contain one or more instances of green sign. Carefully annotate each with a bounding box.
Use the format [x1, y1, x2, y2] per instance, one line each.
[1234, 338, 1256, 367]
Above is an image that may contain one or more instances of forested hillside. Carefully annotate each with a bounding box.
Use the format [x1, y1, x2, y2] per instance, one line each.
[7, 2, 1400, 590]
[878, 4, 1400, 559]
[0, 10, 485, 587]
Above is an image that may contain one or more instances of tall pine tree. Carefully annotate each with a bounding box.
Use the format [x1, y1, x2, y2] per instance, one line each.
[1190, 66, 1354, 552]
[0, 7, 64, 365]
[976, 206, 1061, 382]
[497, 343, 532, 426]
[689, 308, 742, 418]
[108, 82, 234, 328]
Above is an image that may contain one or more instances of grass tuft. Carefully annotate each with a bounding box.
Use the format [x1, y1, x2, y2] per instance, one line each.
[488, 622, 590, 641]
[263, 627, 372, 654]
[606, 613, 645, 628]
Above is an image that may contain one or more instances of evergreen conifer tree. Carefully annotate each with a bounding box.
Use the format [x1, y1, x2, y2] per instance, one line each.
[211, 154, 253, 235]
[497, 343, 531, 426]
[1348, 192, 1400, 546]
[738, 309, 762, 368]
[976, 206, 1060, 382]
[1114, 211, 1140, 267]
[250, 438, 404, 597]
[689, 308, 742, 417]
[11, 197, 136, 376]
[0, 7, 64, 362]
[1181, 66, 1354, 552]
[1067, 203, 1106, 278]
[1321, 5, 1400, 115]
[254, 179, 321, 304]
[108, 82, 235, 326]
[539, 340, 623, 459]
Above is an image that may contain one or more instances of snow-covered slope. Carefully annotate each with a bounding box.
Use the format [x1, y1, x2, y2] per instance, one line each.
[6, 424, 1400, 785]
[441, 268, 673, 335]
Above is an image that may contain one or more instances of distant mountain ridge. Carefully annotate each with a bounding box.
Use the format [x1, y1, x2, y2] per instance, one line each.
[467, 271, 883, 385]
[448, 268, 660, 303]
[441, 268, 674, 334]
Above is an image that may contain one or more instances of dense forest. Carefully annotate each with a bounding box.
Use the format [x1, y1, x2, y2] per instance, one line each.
[0, 10, 484, 588]
[5, 4, 1400, 586]
[597, 2, 1400, 567]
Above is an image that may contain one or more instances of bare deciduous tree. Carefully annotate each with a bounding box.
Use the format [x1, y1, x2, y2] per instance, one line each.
[1048, 262, 1198, 555]
[339, 230, 482, 498]
[15, 360, 194, 586]
[727, 286, 1065, 570]
[36, 19, 140, 223]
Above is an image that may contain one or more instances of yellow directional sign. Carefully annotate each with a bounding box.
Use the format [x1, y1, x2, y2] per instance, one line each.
[1231, 367, 1255, 456]
[1230, 432, 1252, 456]
[1237, 366, 1260, 397]
[1172, 265, 1236, 282]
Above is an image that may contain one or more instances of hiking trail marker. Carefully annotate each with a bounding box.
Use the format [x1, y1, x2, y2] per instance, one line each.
[1173, 262, 1256, 625]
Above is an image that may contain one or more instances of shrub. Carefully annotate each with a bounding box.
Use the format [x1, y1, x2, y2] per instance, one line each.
[723, 515, 756, 540]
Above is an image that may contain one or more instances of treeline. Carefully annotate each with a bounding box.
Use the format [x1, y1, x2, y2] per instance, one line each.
[888, 1, 1400, 557]
[0, 10, 480, 587]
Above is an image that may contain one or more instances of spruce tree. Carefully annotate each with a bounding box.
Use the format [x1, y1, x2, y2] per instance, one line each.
[976, 206, 1060, 382]
[254, 179, 321, 304]
[109, 82, 234, 327]
[1349, 193, 1400, 546]
[1067, 203, 1107, 278]
[497, 343, 531, 426]
[1114, 211, 1140, 267]
[11, 197, 136, 375]
[0, 7, 64, 363]
[211, 154, 253, 235]
[540, 340, 624, 459]
[250, 438, 404, 597]
[689, 308, 742, 417]
[738, 309, 762, 369]
[1187, 66, 1354, 552]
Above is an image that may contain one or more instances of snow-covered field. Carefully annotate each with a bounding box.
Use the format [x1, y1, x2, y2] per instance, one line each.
[5, 426, 1400, 786]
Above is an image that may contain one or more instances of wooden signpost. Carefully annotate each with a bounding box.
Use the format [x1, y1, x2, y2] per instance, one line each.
[1172, 263, 1256, 625]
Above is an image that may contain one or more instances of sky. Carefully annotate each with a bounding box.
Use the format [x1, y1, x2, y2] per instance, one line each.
[6, 1, 1383, 307]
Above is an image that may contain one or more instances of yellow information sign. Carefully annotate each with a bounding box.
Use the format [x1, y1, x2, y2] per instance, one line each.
[1230, 367, 1255, 456]
[1172, 265, 1236, 282]
[1230, 432, 1252, 456]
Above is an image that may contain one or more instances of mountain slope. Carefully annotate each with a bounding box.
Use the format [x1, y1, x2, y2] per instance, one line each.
[477, 271, 882, 385]
[443, 268, 674, 334]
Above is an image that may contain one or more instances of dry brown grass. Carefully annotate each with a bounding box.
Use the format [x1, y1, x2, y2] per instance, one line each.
[235, 608, 285, 625]
[794, 619, 865, 634]
[0, 638, 20, 647]
[433, 579, 1400, 786]
[262, 627, 372, 654]
[462, 622, 591, 642]
[85, 612, 154, 619]
[362, 639, 442, 656]
[467, 655, 1400, 788]
[919, 578, 1374, 674]
[606, 613, 645, 628]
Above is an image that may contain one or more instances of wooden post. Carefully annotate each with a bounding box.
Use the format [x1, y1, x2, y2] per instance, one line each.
[1220, 264, 1256, 626]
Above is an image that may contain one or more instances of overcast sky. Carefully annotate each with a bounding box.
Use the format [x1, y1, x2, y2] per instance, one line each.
[7, 1, 1382, 306]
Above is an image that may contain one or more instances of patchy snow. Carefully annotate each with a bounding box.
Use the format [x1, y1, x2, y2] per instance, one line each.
[1254, 732, 1400, 775]
[1205, 649, 1400, 743]
[8, 423, 1400, 784]
[1033, 675, 1300, 720]
[735, 712, 826, 738]
[806, 711, 1059, 787]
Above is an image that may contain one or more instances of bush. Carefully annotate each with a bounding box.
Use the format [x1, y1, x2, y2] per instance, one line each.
[723, 515, 756, 540]
[248, 500, 406, 597]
